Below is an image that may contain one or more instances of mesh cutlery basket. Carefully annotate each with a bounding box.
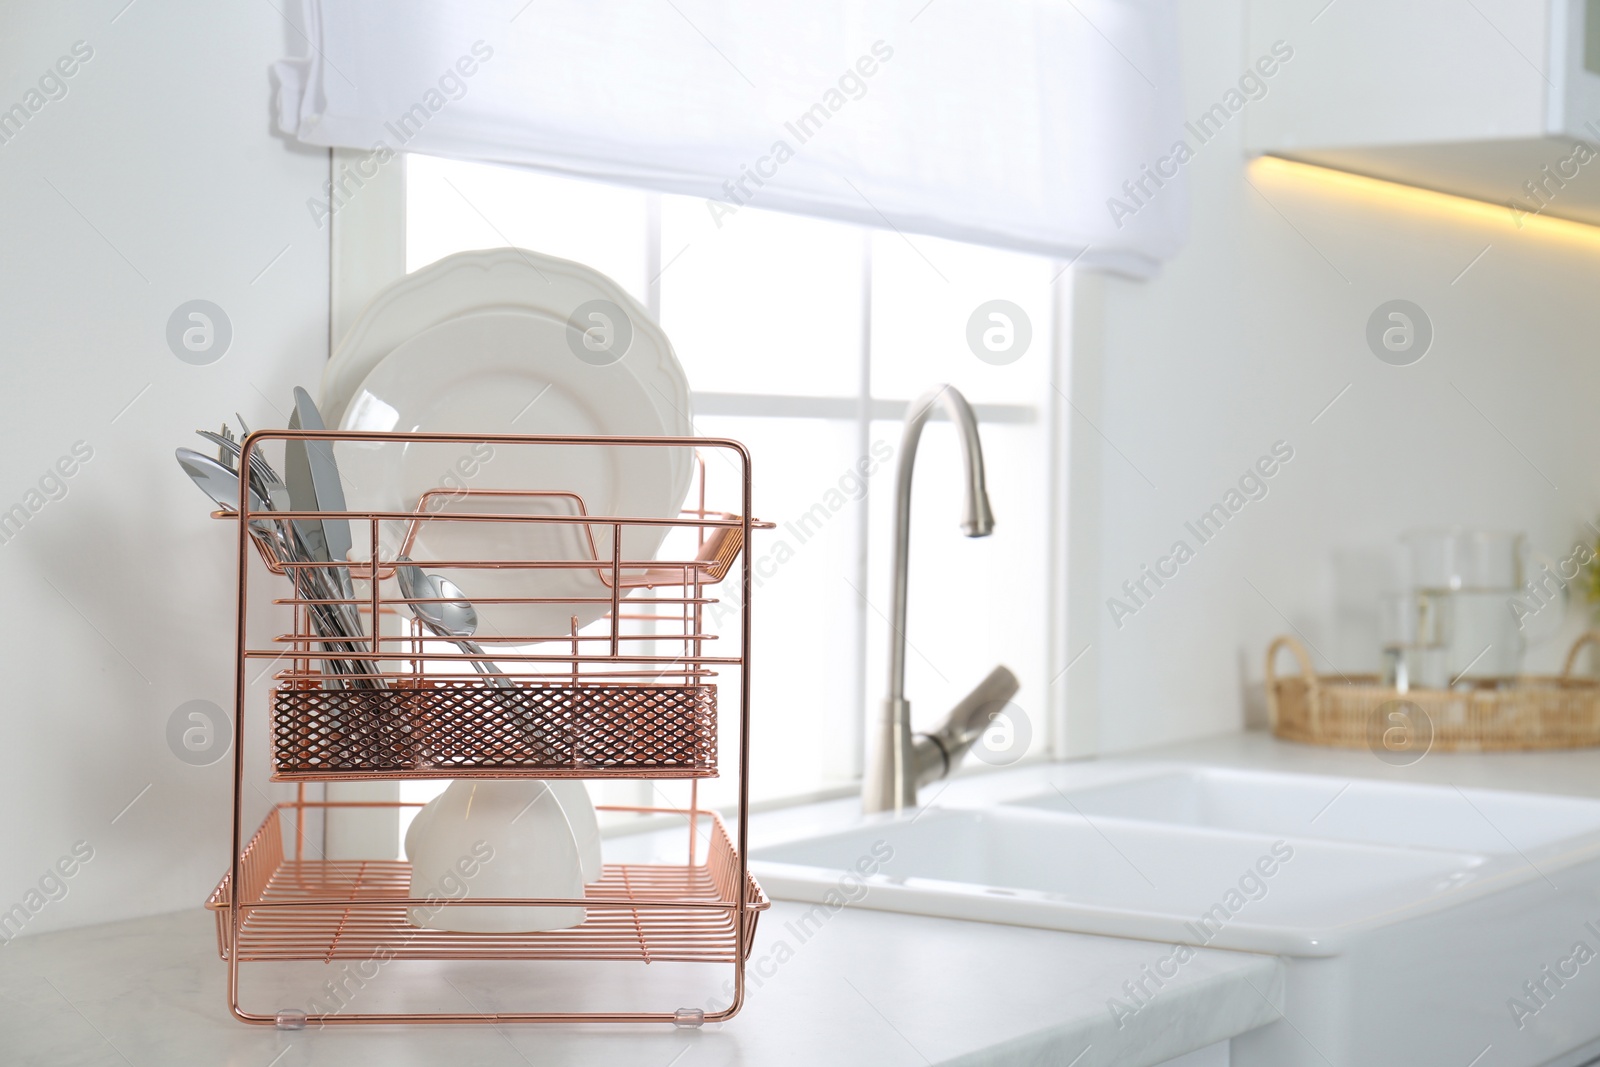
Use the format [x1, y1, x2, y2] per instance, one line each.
[210, 431, 768, 1026]
[270, 682, 718, 777]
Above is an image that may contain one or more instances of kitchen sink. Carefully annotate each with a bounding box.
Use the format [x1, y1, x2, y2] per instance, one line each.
[1006, 766, 1600, 854]
[749, 765, 1600, 1067]
[754, 804, 1487, 955]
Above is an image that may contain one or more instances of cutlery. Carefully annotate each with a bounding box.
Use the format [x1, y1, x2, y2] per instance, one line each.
[284, 393, 367, 661]
[176, 447, 272, 532]
[287, 390, 360, 603]
[195, 430, 282, 506]
[216, 423, 236, 473]
[395, 558, 506, 685]
[293, 387, 355, 583]
[176, 447, 378, 688]
[176, 447, 321, 606]
[283, 404, 332, 572]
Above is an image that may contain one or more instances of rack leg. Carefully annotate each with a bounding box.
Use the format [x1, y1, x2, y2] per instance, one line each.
[689, 779, 699, 869]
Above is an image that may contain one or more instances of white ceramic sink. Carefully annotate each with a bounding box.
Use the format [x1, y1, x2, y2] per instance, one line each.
[1008, 766, 1600, 854]
[750, 765, 1600, 1067]
[755, 804, 1487, 955]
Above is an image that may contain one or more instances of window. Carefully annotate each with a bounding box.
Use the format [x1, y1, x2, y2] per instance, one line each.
[401, 153, 1064, 814]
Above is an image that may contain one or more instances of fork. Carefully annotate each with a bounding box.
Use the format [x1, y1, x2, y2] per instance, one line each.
[216, 423, 236, 473]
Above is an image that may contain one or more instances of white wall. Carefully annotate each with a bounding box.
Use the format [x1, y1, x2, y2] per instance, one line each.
[9, 0, 1600, 933]
[1068, 0, 1600, 754]
[0, 2, 327, 934]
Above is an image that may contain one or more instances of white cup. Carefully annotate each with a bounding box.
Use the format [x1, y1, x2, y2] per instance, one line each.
[405, 779, 587, 932]
[546, 779, 602, 883]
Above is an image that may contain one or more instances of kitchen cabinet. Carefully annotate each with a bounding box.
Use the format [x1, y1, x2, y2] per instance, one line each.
[1246, 0, 1600, 224]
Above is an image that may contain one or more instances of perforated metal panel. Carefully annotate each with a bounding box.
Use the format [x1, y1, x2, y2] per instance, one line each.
[271, 683, 718, 779]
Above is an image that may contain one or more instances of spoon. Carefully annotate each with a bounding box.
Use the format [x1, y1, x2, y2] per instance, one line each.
[393, 557, 603, 882]
[195, 429, 285, 507]
[192, 434, 365, 646]
[176, 448, 277, 536]
[395, 558, 506, 684]
[177, 448, 376, 687]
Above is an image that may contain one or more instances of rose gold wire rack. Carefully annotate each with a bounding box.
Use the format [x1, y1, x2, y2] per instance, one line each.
[206, 801, 761, 964]
[213, 430, 770, 1026]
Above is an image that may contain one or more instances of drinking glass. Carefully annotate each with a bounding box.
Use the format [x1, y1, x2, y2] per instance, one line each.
[1379, 590, 1449, 691]
[1402, 529, 1524, 592]
[1400, 528, 1564, 682]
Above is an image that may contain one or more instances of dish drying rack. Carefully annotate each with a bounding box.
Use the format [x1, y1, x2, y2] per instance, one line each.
[207, 430, 770, 1026]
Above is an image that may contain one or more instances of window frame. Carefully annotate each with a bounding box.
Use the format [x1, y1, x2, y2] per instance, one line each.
[322, 149, 1079, 855]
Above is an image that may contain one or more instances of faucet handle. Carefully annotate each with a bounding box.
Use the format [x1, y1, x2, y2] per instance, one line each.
[914, 665, 1021, 785]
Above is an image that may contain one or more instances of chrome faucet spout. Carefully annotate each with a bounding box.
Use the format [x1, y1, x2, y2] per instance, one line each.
[862, 384, 999, 814]
[887, 386, 993, 706]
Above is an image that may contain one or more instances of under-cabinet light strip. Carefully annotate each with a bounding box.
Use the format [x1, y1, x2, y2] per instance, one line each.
[1252, 154, 1600, 249]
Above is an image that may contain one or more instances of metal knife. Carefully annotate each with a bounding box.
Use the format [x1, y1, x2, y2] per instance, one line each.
[283, 403, 330, 569]
[285, 389, 371, 686]
[293, 386, 354, 577]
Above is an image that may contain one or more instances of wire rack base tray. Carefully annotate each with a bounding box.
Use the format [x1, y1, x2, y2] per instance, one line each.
[208, 803, 767, 967]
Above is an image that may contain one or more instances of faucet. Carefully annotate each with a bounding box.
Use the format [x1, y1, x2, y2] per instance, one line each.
[862, 384, 1020, 814]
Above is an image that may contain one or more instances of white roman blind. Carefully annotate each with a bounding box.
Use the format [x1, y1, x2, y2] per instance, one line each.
[275, 0, 1187, 276]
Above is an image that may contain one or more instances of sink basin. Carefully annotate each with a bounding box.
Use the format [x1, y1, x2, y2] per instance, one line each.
[1007, 765, 1600, 854]
[750, 765, 1600, 1067]
[754, 805, 1488, 954]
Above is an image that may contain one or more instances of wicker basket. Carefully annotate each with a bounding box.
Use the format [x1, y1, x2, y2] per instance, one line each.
[1266, 632, 1600, 752]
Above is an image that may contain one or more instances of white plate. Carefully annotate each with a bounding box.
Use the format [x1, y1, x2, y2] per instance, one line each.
[336, 309, 692, 642]
[323, 248, 689, 424]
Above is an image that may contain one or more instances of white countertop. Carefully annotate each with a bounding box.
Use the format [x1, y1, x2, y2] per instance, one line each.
[1125, 727, 1600, 798]
[16, 727, 1600, 1065]
[0, 903, 1280, 1067]
[0, 740, 1326, 1067]
[14, 730, 1599, 1065]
